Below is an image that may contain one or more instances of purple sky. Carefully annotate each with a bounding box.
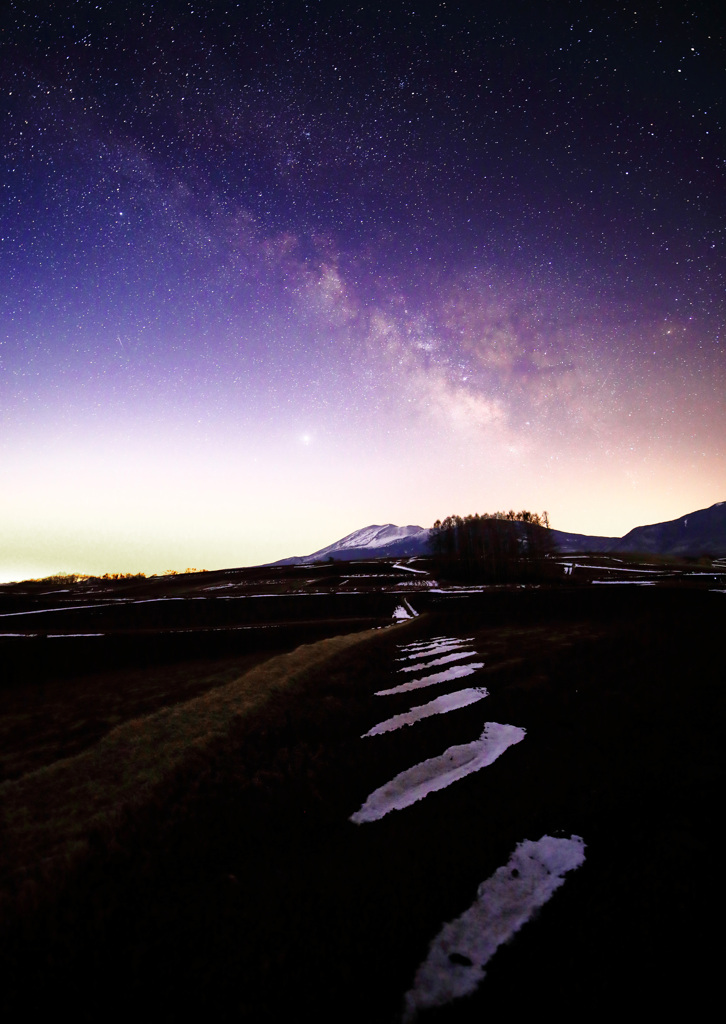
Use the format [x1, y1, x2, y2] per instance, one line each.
[2, 1, 724, 579]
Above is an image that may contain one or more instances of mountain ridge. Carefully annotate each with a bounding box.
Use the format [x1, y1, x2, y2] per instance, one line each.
[271, 503, 726, 564]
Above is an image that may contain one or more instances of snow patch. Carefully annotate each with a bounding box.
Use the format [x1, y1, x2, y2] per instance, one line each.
[427, 586, 490, 594]
[399, 650, 476, 673]
[362, 687, 489, 737]
[592, 580, 656, 585]
[397, 639, 475, 662]
[398, 636, 450, 650]
[47, 633, 105, 637]
[559, 563, 665, 574]
[350, 722, 525, 824]
[0, 601, 121, 618]
[402, 835, 586, 1021]
[376, 662, 484, 696]
[393, 598, 418, 620]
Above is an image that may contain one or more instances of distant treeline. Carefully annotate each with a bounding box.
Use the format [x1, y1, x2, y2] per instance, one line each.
[19, 569, 208, 585]
[19, 572, 148, 585]
[431, 510, 554, 582]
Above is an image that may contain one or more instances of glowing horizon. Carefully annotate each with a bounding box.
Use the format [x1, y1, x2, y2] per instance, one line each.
[2, 4, 724, 583]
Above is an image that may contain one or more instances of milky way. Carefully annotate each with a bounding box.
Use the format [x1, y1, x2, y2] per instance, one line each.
[1, 1, 724, 579]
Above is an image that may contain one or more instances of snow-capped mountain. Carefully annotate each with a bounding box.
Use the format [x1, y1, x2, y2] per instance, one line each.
[271, 524, 432, 564]
[271, 503, 726, 564]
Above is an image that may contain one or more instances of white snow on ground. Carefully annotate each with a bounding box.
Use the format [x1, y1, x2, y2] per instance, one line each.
[399, 637, 449, 649]
[399, 650, 476, 673]
[397, 640, 475, 661]
[427, 587, 490, 594]
[397, 634, 446, 643]
[166, 625, 276, 632]
[592, 580, 656, 585]
[47, 633, 105, 637]
[402, 835, 586, 1021]
[350, 722, 525, 824]
[392, 563, 430, 574]
[376, 662, 484, 696]
[0, 597, 206, 619]
[393, 598, 418, 619]
[362, 687, 489, 737]
[0, 601, 123, 617]
[558, 563, 665, 574]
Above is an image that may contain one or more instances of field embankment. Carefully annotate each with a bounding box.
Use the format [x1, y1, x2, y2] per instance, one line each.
[0, 626, 394, 937]
[0, 584, 723, 1022]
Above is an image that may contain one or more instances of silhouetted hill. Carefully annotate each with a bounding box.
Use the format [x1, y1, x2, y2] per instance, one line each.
[270, 503, 726, 564]
[547, 529, 621, 554]
[615, 502, 726, 557]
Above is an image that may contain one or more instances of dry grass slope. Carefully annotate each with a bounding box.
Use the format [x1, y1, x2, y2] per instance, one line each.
[0, 626, 386, 919]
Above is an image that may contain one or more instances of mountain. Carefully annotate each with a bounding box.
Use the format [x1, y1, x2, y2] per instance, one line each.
[614, 502, 726, 557]
[271, 524, 432, 565]
[547, 529, 621, 554]
[536, 502, 726, 556]
[272, 503, 726, 564]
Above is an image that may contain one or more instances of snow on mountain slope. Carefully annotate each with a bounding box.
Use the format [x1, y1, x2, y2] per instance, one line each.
[269, 503, 726, 565]
[317, 524, 427, 554]
[270, 524, 432, 565]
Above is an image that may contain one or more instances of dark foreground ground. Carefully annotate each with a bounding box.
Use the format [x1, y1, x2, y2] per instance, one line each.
[0, 565, 723, 1021]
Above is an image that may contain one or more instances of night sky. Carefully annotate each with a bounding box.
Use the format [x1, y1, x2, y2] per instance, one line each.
[2, 1, 724, 580]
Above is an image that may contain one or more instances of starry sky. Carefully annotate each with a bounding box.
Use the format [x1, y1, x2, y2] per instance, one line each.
[2, 0, 724, 580]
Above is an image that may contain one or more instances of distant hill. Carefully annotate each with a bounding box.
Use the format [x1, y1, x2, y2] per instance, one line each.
[271, 503, 726, 564]
[547, 529, 621, 554]
[615, 502, 726, 557]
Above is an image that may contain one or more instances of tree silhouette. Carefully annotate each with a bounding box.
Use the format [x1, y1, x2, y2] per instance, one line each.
[431, 510, 554, 582]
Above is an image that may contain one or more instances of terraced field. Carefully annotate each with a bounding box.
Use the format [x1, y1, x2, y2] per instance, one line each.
[0, 570, 722, 1021]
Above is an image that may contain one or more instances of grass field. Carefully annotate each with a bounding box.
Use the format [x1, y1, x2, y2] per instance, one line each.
[0, 576, 723, 1021]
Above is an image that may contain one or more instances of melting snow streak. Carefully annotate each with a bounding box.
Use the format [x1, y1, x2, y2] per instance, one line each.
[402, 835, 586, 1021]
[399, 650, 475, 672]
[362, 687, 489, 737]
[397, 637, 474, 659]
[350, 722, 525, 823]
[376, 662, 484, 696]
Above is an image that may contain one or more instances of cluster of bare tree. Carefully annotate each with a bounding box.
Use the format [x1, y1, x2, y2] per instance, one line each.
[431, 510, 554, 582]
[433, 510, 550, 531]
[24, 568, 211, 584]
[22, 571, 148, 585]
